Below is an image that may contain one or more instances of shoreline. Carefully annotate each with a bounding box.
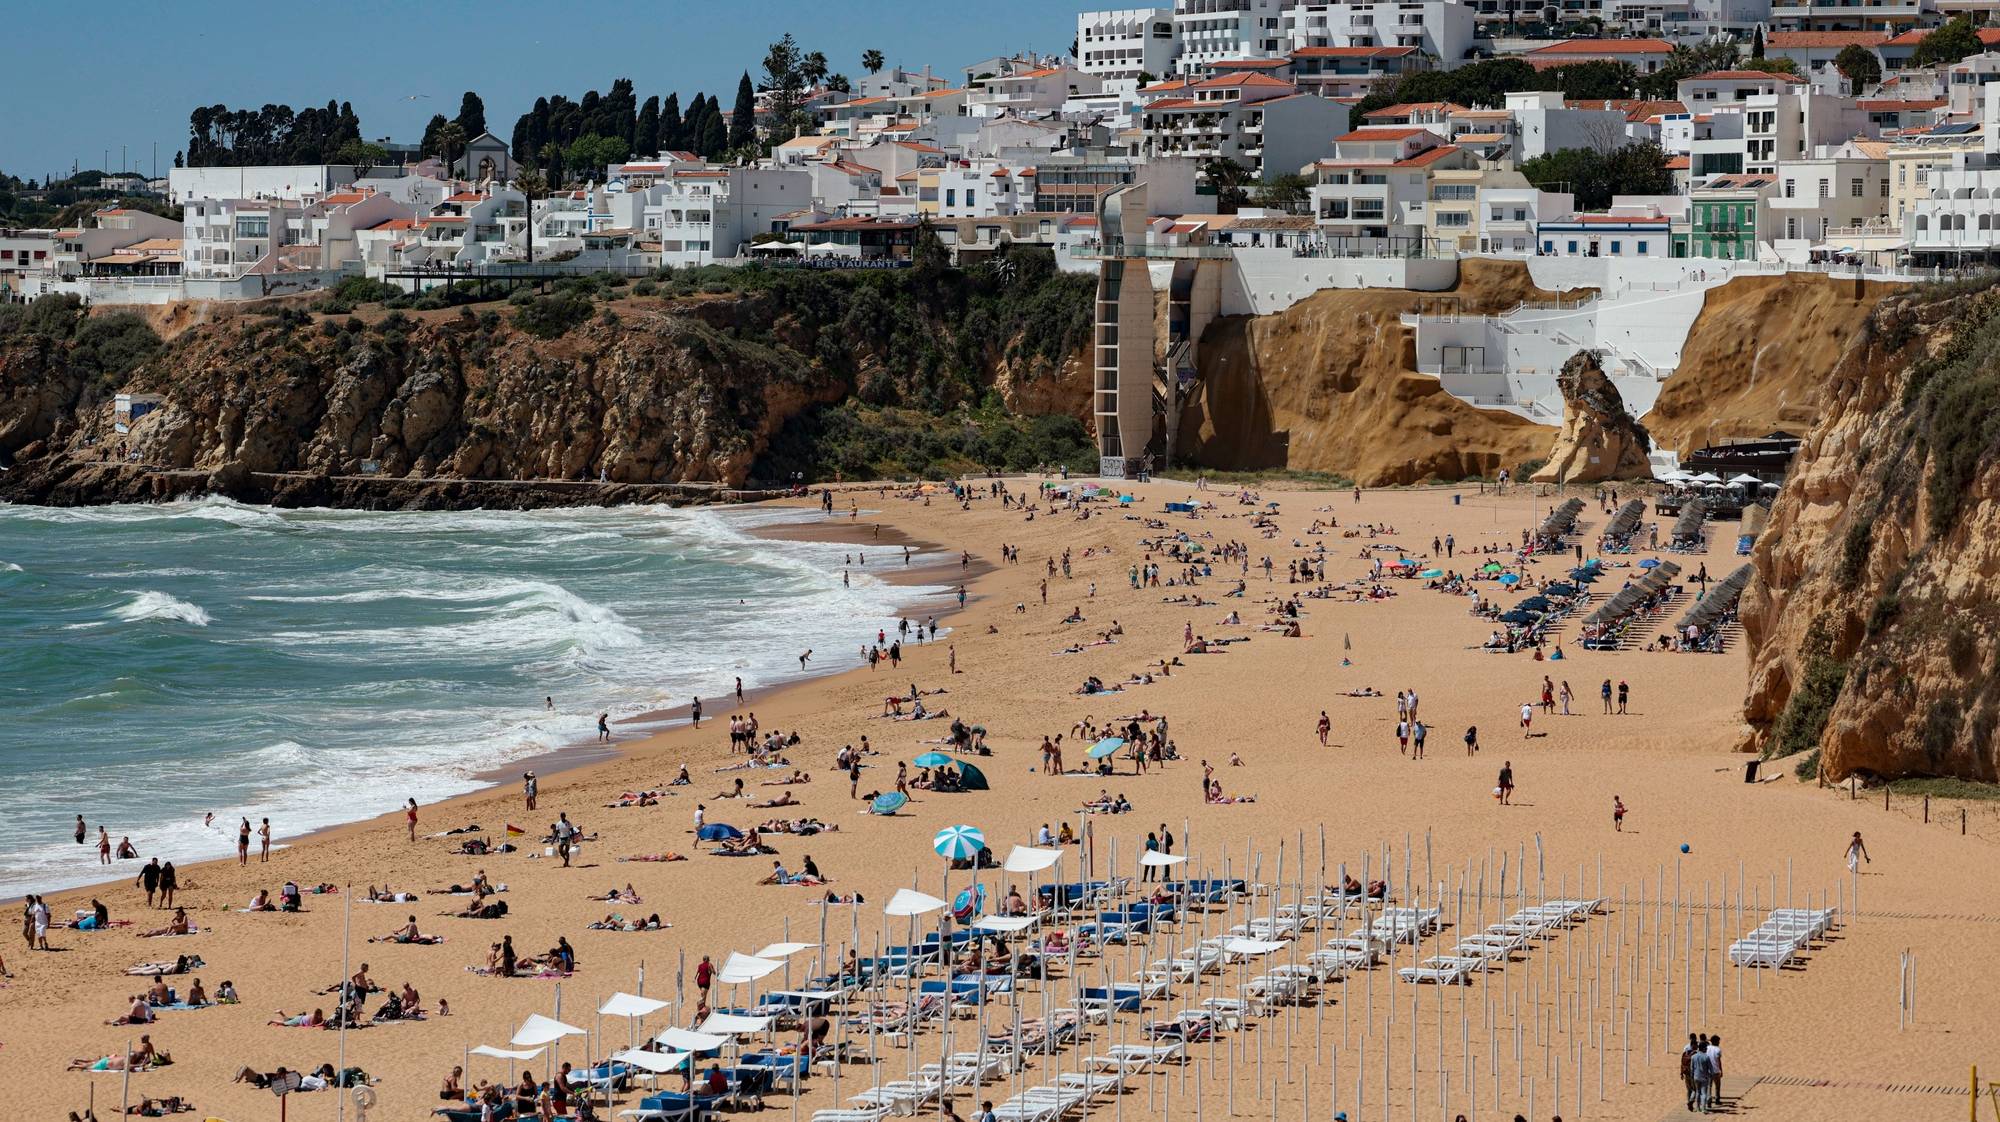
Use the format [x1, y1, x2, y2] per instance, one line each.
[16, 498, 972, 907]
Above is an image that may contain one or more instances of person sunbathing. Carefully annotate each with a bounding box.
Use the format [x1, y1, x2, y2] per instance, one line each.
[216, 981, 239, 1003]
[139, 909, 192, 938]
[762, 770, 810, 786]
[122, 1095, 193, 1117]
[713, 778, 746, 799]
[369, 916, 441, 944]
[367, 885, 416, 903]
[269, 1008, 326, 1028]
[245, 890, 276, 912]
[186, 979, 208, 1005]
[107, 996, 154, 1025]
[750, 791, 799, 809]
[588, 885, 642, 904]
[670, 764, 692, 785]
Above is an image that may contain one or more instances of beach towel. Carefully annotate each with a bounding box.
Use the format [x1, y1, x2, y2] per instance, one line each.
[617, 853, 688, 863]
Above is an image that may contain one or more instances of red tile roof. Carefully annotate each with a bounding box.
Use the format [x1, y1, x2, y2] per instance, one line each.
[1885, 27, 2000, 46]
[1336, 127, 1431, 141]
[1765, 31, 1887, 47]
[1858, 98, 1945, 111]
[1145, 98, 1201, 110]
[1363, 101, 1468, 119]
[1291, 45, 1417, 58]
[1685, 70, 1806, 83]
[1192, 72, 1295, 89]
[1528, 38, 1673, 55]
[445, 192, 486, 202]
[1666, 155, 1691, 169]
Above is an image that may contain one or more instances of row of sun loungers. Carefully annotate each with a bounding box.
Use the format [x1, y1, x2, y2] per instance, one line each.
[1729, 907, 1837, 969]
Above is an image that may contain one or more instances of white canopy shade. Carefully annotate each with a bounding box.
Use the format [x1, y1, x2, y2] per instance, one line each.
[974, 915, 1038, 933]
[471, 1045, 545, 1061]
[654, 1026, 730, 1052]
[699, 1012, 774, 1035]
[1690, 472, 1723, 484]
[1728, 474, 1761, 484]
[718, 952, 785, 984]
[1222, 937, 1287, 956]
[511, 1013, 587, 1047]
[611, 1048, 692, 1074]
[885, 888, 949, 917]
[1002, 845, 1065, 873]
[755, 942, 819, 960]
[1139, 851, 1187, 867]
[598, 992, 671, 1019]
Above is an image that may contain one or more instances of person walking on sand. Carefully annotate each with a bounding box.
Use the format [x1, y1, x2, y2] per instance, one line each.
[554, 814, 576, 868]
[1317, 711, 1331, 746]
[1617, 679, 1630, 714]
[690, 696, 703, 728]
[949, 645, 958, 674]
[1845, 831, 1870, 873]
[1411, 719, 1427, 760]
[1464, 725, 1479, 755]
[159, 861, 177, 909]
[1520, 702, 1533, 738]
[695, 954, 714, 1000]
[735, 676, 744, 705]
[405, 799, 419, 842]
[1496, 762, 1514, 806]
[524, 772, 538, 811]
[1559, 680, 1573, 716]
[849, 757, 862, 800]
[1613, 796, 1626, 832]
[259, 818, 271, 863]
[1601, 678, 1613, 714]
[138, 857, 162, 908]
[237, 818, 251, 865]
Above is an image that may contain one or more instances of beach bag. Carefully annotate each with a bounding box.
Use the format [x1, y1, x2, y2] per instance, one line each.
[1493, 787, 1503, 799]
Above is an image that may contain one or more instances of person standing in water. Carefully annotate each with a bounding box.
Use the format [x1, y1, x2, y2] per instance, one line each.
[597, 714, 610, 743]
[74, 815, 87, 845]
[690, 697, 703, 728]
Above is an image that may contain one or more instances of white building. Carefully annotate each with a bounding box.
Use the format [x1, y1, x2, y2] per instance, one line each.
[1769, 139, 1893, 253]
[967, 65, 1102, 118]
[1478, 186, 1576, 253]
[1504, 92, 1635, 161]
[1310, 128, 1476, 253]
[1171, 0, 1288, 74]
[1279, 1, 1478, 65]
[1139, 73, 1348, 179]
[168, 164, 359, 206]
[637, 167, 814, 266]
[1077, 7, 1179, 80]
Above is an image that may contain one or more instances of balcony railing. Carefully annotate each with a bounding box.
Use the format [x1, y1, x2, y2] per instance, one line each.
[1069, 241, 1235, 259]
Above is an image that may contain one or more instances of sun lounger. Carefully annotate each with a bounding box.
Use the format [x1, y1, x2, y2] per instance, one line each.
[1102, 1041, 1187, 1068]
[1397, 955, 1486, 985]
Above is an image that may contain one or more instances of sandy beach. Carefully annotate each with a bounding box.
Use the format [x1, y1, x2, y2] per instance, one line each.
[11, 479, 1995, 1122]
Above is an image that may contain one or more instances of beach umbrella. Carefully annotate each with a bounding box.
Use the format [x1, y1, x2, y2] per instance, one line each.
[611, 1048, 690, 1074]
[471, 1045, 545, 1061]
[1498, 573, 1521, 586]
[1691, 472, 1723, 484]
[1392, 557, 1415, 567]
[654, 1026, 730, 1052]
[1003, 845, 1064, 873]
[954, 885, 988, 918]
[884, 888, 948, 917]
[1481, 561, 1504, 573]
[755, 942, 819, 960]
[912, 751, 954, 768]
[1638, 558, 1661, 569]
[1418, 569, 1443, 579]
[1517, 596, 1553, 612]
[511, 1014, 586, 1048]
[718, 953, 785, 984]
[869, 792, 908, 815]
[1140, 851, 1187, 868]
[696, 823, 742, 842]
[1087, 737, 1126, 759]
[933, 825, 986, 861]
[958, 762, 990, 791]
[597, 993, 669, 1019]
[1728, 473, 1761, 485]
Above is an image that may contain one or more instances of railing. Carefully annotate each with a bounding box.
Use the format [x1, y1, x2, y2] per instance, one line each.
[1068, 242, 1234, 259]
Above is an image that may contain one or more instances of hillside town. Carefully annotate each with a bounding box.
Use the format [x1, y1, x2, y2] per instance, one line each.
[3, 5, 1996, 473]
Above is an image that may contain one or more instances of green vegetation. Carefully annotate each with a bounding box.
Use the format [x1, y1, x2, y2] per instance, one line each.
[1765, 617, 1850, 761]
[760, 404, 1094, 481]
[1911, 16, 1985, 68]
[185, 101, 363, 167]
[1897, 278, 2000, 535]
[1522, 144, 1676, 212]
[1886, 776, 2000, 801]
[315, 276, 405, 314]
[1835, 45, 1882, 89]
[0, 294, 162, 391]
[510, 290, 596, 339]
[1167, 467, 1357, 488]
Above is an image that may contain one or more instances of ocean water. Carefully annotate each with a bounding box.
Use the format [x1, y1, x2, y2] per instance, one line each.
[0, 498, 936, 897]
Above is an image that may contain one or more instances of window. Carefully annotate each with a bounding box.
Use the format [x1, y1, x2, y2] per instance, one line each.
[1850, 177, 1864, 198]
[1881, 179, 1890, 197]
[1542, 241, 1554, 253]
[1783, 180, 1795, 199]
[1567, 240, 1578, 253]
[235, 215, 269, 239]
[1352, 200, 1385, 219]
[1320, 199, 1349, 219]
[966, 190, 976, 207]
[1438, 212, 1470, 227]
[1611, 240, 1622, 254]
[1637, 241, 1649, 254]
[1786, 218, 1797, 239]
[945, 189, 956, 206]
[1817, 180, 1829, 200]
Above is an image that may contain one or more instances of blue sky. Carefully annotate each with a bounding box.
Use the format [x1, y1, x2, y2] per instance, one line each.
[1, 1, 1078, 182]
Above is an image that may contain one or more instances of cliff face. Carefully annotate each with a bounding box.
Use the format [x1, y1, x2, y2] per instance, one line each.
[1176, 259, 1554, 485]
[1531, 350, 1652, 484]
[1647, 272, 1896, 452]
[1742, 279, 2000, 782]
[0, 273, 1093, 505]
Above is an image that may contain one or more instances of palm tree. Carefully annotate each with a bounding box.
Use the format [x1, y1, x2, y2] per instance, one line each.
[862, 48, 885, 75]
[436, 121, 468, 175]
[802, 51, 829, 88]
[513, 166, 547, 263]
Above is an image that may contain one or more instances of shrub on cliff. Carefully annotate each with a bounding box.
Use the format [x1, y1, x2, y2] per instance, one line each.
[511, 291, 594, 339]
[70, 313, 163, 385]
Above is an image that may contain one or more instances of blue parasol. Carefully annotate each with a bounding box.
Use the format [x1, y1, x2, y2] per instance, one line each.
[912, 751, 954, 768]
[697, 823, 742, 842]
[869, 792, 908, 815]
[1087, 736, 1126, 759]
[933, 824, 986, 860]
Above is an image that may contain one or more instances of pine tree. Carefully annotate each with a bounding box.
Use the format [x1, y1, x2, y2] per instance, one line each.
[730, 72, 757, 151]
[456, 91, 487, 138]
[661, 93, 684, 152]
[701, 106, 728, 159]
[636, 95, 661, 155]
[419, 113, 450, 158]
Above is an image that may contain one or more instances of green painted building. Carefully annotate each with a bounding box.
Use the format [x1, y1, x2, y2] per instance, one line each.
[1687, 174, 1776, 261]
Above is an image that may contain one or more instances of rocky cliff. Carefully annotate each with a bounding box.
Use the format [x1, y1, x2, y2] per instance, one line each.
[1530, 350, 1652, 484]
[0, 259, 1095, 505]
[1176, 260, 1555, 485]
[1742, 277, 2000, 783]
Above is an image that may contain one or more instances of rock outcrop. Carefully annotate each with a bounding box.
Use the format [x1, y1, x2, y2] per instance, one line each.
[1742, 279, 2000, 783]
[1176, 260, 1556, 484]
[1530, 350, 1652, 484]
[0, 274, 1093, 507]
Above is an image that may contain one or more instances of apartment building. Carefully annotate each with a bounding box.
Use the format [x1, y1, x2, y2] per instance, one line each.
[1524, 39, 1676, 73]
[1171, 0, 1289, 75]
[1477, 184, 1576, 252]
[1536, 205, 1679, 257]
[1139, 73, 1348, 179]
[1768, 0, 1929, 33]
[1687, 173, 1779, 258]
[967, 65, 1102, 117]
[1279, 1, 1479, 63]
[1288, 45, 1427, 96]
[1768, 139, 1892, 250]
[1310, 127, 1476, 252]
[636, 167, 814, 266]
[1889, 122, 1985, 225]
[1077, 7, 1178, 79]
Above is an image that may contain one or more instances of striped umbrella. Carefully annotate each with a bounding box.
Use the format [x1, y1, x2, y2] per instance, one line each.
[933, 825, 986, 861]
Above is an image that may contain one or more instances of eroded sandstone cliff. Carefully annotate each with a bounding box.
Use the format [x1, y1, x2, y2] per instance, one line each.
[1742, 278, 2000, 782]
[1530, 350, 1652, 484]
